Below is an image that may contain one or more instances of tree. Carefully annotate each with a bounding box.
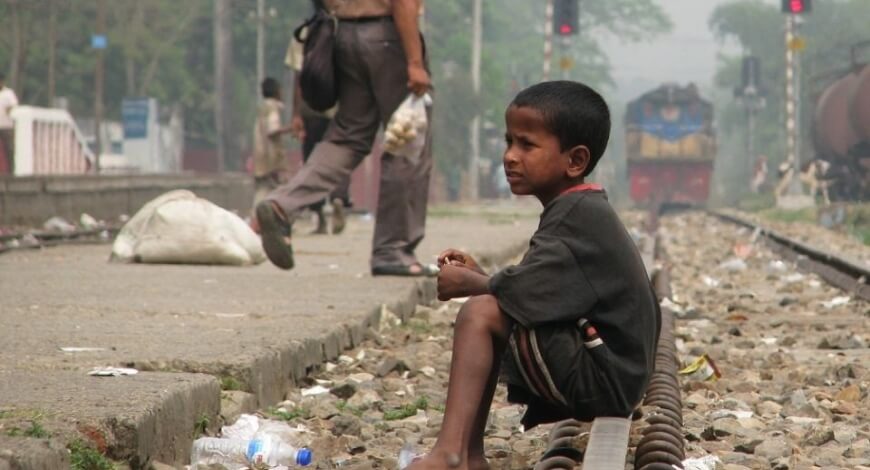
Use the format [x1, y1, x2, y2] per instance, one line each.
[709, 0, 870, 197]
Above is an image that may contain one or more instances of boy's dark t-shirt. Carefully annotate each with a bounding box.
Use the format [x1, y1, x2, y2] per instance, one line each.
[489, 188, 660, 428]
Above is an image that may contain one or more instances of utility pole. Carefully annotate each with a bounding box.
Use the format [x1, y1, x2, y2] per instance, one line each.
[94, 0, 106, 173]
[468, 0, 482, 200]
[543, 0, 553, 81]
[256, 0, 265, 99]
[214, 0, 233, 172]
[48, 0, 57, 105]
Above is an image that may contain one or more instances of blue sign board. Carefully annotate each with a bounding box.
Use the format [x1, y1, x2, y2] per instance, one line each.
[122, 99, 149, 139]
[91, 34, 107, 50]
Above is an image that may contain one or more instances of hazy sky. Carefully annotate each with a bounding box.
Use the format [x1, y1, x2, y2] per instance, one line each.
[603, 0, 744, 101]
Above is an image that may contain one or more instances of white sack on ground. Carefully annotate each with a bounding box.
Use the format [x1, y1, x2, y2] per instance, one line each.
[111, 190, 266, 266]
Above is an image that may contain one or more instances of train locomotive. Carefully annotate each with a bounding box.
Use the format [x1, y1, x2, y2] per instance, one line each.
[812, 62, 870, 201]
[625, 84, 717, 207]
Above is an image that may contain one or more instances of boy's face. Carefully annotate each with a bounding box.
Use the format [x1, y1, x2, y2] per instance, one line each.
[503, 105, 588, 204]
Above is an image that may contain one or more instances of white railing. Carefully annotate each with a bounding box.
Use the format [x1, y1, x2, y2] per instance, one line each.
[10, 106, 95, 175]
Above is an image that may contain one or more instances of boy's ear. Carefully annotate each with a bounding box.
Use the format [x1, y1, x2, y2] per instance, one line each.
[566, 145, 591, 178]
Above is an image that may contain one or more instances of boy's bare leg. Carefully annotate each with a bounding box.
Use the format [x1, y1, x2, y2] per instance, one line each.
[407, 295, 513, 470]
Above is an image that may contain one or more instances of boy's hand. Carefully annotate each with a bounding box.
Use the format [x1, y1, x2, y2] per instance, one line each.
[437, 264, 491, 301]
[437, 249, 485, 275]
[437, 264, 470, 301]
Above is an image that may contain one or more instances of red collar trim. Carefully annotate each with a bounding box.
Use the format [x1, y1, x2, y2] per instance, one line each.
[560, 183, 604, 196]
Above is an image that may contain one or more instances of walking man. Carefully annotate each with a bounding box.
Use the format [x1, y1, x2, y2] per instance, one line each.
[0, 74, 18, 174]
[257, 0, 434, 276]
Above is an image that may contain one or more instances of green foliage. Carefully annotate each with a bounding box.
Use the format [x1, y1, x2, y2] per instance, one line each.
[220, 376, 242, 391]
[193, 414, 210, 437]
[267, 406, 310, 421]
[709, 0, 870, 182]
[336, 400, 366, 417]
[383, 396, 429, 421]
[6, 420, 50, 439]
[1, 0, 670, 180]
[68, 440, 114, 470]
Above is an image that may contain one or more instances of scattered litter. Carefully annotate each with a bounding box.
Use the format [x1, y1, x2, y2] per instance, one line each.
[43, 216, 76, 233]
[79, 213, 100, 230]
[680, 455, 722, 470]
[301, 385, 330, 397]
[787, 416, 823, 425]
[760, 337, 778, 345]
[88, 367, 138, 377]
[821, 296, 850, 308]
[660, 297, 685, 314]
[419, 366, 436, 378]
[709, 409, 753, 420]
[808, 279, 822, 288]
[59, 347, 106, 353]
[782, 273, 805, 284]
[733, 242, 753, 259]
[701, 275, 720, 288]
[766, 260, 788, 272]
[749, 226, 762, 243]
[725, 313, 749, 322]
[325, 362, 337, 372]
[718, 257, 747, 272]
[379, 306, 402, 332]
[398, 443, 422, 469]
[314, 379, 333, 386]
[213, 313, 246, 319]
[338, 355, 355, 365]
[348, 373, 374, 384]
[679, 354, 721, 382]
[355, 350, 366, 361]
[328, 264, 340, 270]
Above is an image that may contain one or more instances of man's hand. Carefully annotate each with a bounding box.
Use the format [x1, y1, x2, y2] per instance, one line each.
[437, 248, 485, 275]
[290, 115, 305, 141]
[407, 64, 431, 96]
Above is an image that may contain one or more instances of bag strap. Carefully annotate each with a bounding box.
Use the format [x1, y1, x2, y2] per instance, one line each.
[293, 5, 335, 43]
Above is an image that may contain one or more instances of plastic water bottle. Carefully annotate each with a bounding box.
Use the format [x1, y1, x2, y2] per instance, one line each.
[191, 436, 312, 468]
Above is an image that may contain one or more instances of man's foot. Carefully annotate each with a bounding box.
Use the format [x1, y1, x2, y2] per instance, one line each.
[311, 210, 328, 235]
[371, 262, 439, 277]
[255, 200, 294, 270]
[331, 198, 346, 234]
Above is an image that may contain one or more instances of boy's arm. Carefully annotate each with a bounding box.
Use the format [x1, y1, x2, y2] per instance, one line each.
[437, 265, 490, 301]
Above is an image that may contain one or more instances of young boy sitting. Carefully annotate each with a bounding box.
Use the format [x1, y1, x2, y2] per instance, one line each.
[408, 81, 660, 470]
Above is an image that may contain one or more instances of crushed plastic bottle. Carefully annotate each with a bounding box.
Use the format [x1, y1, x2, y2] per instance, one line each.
[191, 436, 312, 469]
[398, 443, 422, 469]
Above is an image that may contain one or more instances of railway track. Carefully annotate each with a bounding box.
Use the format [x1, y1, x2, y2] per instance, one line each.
[534, 208, 868, 469]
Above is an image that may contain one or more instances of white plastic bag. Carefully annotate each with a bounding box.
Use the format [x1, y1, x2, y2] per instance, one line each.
[383, 93, 431, 162]
[110, 190, 266, 266]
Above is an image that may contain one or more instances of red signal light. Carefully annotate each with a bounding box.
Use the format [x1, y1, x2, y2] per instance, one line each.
[781, 0, 811, 13]
[559, 24, 572, 35]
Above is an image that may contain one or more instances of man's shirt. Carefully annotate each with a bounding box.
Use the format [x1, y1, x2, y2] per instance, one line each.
[0, 87, 19, 129]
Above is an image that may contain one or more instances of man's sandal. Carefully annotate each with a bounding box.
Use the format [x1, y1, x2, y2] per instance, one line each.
[371, 262, 439, 277]
[255, 201, 295, 270]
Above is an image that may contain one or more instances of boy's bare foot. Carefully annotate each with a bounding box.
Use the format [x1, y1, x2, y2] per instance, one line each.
[405, 449, 490, 470]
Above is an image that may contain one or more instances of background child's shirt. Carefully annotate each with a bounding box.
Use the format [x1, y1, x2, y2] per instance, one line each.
[489, 189, 660, 427]
[252, 98, 288, 178]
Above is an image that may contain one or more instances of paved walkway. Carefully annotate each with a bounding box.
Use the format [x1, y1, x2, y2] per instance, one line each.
[0, 203, 539, 468]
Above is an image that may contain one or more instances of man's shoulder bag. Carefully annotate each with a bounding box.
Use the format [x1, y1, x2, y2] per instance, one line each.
[293, 9, 337, 113]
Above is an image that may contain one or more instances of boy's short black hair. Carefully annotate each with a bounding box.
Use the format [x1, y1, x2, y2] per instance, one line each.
[510, 80, 610, 176]
[261, 77, 280, 99]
